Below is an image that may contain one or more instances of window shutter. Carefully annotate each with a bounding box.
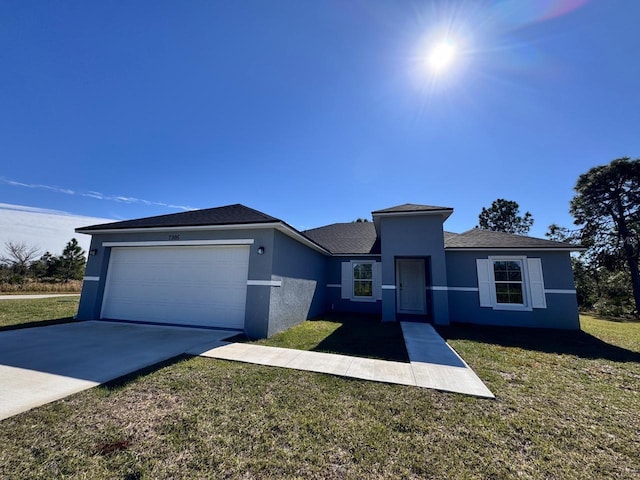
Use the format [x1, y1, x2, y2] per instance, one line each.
[374, 262, 382, 300]
[341, 262, 352, 299]
[476, 259, 492, 307]
[527, 258, 547, 309]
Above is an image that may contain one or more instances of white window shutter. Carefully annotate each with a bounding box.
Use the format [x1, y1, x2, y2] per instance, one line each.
[374, 262, 382, 300]
[527, 258, 547, 309]
[476, 259, 493, 307]
[341, 262, 353, 299]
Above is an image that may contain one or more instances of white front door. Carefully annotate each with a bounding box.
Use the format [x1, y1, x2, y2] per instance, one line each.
[396, 259, 426, 314]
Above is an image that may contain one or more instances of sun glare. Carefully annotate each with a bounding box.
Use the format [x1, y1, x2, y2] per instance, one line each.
[428, 40, 457, 73]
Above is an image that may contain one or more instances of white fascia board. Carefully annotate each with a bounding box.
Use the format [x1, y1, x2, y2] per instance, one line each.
[372, 210, 453, 221]
[331, 253, 381, 257]
[445, 247, 586, 252]
[102, 239, 254, 247]
[76, 222, 284, 235]
[274, 224, 331, 255]
[77, 221, 331, 255]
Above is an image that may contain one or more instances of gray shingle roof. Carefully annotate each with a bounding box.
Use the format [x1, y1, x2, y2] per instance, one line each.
[302, 224, 577, 254]
[77, 204, 280, 232]
[444, 228, 578, 250]
[303, 222, 380, 255]
[372, 203, 453, 214]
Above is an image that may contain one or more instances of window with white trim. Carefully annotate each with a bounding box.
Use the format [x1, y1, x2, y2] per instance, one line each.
[341, 260, 381, 302]
[476, 256, 547, 311]
[353, 262, 373, 298]
[493, 259, 524, 305]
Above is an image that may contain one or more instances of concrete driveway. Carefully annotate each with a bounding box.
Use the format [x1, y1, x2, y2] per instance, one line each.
[0, 321, 236, 421]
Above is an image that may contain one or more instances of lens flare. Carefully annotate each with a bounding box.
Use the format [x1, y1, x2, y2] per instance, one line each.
[428, 40, 457, 73]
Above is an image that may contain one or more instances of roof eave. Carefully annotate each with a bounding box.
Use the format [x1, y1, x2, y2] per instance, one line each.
[445, 247, 587, 252]
[372, 209, 453, 220]
[76, 221, 331, 256]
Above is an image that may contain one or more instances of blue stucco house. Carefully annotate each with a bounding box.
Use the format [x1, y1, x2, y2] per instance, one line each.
[76, 203, 582, 338]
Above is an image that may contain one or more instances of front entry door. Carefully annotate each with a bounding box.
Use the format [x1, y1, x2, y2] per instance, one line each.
[396, 259, 426, 314]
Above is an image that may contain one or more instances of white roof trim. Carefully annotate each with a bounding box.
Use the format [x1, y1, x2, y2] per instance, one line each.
[274, 224, 331, 255]
[78, 222, 331, 255]
[372, 209, 453, 220]
[102, 239, 254, 247]
[76, 222, 283, 234]
[446, 247, 585, 252]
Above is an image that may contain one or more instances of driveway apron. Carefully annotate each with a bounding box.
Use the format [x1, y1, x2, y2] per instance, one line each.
[0, 321, 235, 421]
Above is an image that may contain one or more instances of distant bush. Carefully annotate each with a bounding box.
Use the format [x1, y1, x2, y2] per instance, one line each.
[0, 279, 82, 293]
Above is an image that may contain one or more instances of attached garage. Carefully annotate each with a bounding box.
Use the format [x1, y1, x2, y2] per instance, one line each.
[101, 244, 250, 329]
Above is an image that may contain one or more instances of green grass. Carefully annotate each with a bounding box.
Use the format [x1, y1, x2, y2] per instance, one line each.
[0, 314, 638, 479]
[0, 297, 79, 330]
[251, 314, 409, 362]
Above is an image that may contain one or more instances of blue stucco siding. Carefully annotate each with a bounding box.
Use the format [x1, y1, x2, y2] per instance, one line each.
[325, 256, 382, 315]
[378, 215, 449, 324]
[267, 230, 327, 336]
[76, 227, 277, 338]
[445, 250, 580, 329]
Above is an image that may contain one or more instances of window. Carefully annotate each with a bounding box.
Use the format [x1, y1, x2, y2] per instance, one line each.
[341, 260, 380, 302]
[493, 260, 524, 305]
[353, 262, 373, 298]
[476, 256, 547, 311]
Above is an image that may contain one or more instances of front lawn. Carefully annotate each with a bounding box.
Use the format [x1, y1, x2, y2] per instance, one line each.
[0, 314, 638, 479]
[252, 314, 409, 362]
[0, 297, 79, 331]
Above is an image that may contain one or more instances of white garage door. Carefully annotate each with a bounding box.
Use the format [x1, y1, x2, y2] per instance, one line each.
[101, 245, 250, 329]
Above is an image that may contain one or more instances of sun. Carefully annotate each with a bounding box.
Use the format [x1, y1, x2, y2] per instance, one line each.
[428, 40, 457, 74]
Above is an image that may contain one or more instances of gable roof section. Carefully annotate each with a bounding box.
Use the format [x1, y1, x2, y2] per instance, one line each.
[445, 228, 581, 250]
[76, 204, 280, 232]
[76, 204, 331, 255]
[372, 203, 453, 214]
[303, 222, 380, 255]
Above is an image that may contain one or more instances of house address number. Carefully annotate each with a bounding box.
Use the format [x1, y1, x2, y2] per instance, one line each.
[169, 234, 181, 241]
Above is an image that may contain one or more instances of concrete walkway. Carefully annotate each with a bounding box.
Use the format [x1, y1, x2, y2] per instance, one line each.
[0, 294, 80, 300]
[194, 322, 494, 398]
[401, 322, 494, 398]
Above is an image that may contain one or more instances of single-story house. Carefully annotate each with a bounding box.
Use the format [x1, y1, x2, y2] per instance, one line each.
[76, 203, 582, 338]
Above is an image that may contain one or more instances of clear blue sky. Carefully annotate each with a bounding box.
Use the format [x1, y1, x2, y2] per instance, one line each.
[1, 0, 638, 238]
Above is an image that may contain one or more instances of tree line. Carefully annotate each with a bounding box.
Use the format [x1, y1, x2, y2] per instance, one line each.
[477, 157, 639, 318]
[0, 238, 86, 285]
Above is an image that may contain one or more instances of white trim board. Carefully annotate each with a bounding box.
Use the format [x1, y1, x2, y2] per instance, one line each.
[446, 247, 586, 252]
[247, 280, 282, 287]
[372, 209, 453, 219]
[78, 222, 331, 255]
[103, 239, 254, 247]
[426, 286, 480, 292]
[83, 276, 100, 282]
[544, 289, 576, 294]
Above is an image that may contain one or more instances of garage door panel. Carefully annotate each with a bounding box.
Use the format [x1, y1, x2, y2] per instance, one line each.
[101, 245, 250, 329]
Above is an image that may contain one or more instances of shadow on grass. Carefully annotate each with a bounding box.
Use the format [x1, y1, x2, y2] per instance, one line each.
[437, 323, 640, 363]
[97, 354, 191, 392]
[310, 314, 409, 362]
[0, 317, 75, 332]
[230, 313, 409, 363]
[587, 313, 640, 324]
